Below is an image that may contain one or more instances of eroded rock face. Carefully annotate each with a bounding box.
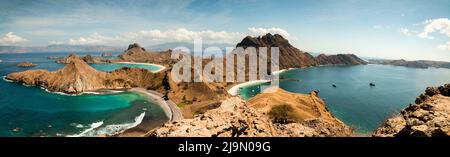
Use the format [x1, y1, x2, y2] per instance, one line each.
[6, 54, 165, 94]
[148, 92, 354, 137]
[374, 84, 450, 137]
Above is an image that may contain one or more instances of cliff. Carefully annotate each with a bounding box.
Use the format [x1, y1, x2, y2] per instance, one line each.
[373, 84, 450, 137]
[148, 89, 354, 137]
[235, 33, 367, 69]
[6, 54, 165, 94]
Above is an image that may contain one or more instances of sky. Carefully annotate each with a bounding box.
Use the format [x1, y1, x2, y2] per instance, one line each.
[0, 0, 450, 61]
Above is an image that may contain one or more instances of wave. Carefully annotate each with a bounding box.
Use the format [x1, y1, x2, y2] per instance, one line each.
[66, 112, 146, 137]
[2, 76, 13, 82]
[67, 121, 104, 137]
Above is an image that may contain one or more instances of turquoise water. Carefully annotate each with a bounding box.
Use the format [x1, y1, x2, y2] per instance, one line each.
[91, 63, 162, 72]
[239, 64, 450, 133]
[0, 52, 168, 137]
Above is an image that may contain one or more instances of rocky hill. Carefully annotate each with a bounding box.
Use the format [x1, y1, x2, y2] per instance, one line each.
[235, 33, 367, 69]
[6, 54, 165, 94]
[316, 54, 367, 65]
[373, 84, 450, 137]
[118, 43, 175, 65]
[369, 59, 450, 69]
[56, 54, 111, 64]
[148, 89, 354, 137]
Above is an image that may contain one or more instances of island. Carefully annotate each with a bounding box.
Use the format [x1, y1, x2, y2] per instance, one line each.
[17, 62, 37, 67]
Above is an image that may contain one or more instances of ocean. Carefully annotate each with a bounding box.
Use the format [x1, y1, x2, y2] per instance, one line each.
[239, 64, 450, 134]
[0, 52, 168, 137]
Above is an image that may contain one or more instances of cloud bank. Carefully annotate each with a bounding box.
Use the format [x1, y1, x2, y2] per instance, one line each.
[62, 27, 292, 46]
[0, 32, 27, 44]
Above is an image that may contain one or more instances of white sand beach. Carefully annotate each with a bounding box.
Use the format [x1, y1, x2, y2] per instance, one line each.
[227, 80, 271, 96]
[115, 62, 166, 73]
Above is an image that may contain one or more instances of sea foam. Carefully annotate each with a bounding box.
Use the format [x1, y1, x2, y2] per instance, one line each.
[67, 112, 146, 137]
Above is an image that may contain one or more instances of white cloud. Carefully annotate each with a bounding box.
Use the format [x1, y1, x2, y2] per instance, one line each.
[438, 42, 450, 51]
[66, 27, 294, 45]
[400, 27, 412, 36]
[49, 41, 65, 45]
[0, 32, 28, 44]
[418, 18, 450, 40]
[248, 27, 291, 39]
[68, 33, 122, 45]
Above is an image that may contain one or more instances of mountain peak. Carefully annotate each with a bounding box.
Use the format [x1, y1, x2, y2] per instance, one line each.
[127, 43, 146, 51]
[237, 33, 291, 48]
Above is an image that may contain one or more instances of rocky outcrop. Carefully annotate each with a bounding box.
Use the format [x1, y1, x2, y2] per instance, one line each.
[248, 88, 354, 136]
[6, 54, 165, 94]
[374, 84, 450, 137]
[118, 43, 174, 65]
[148, 90, 354, 137]
[17, 62, 37, 67]
[235, 33, 366, 69]
[56, 54, 110, 64]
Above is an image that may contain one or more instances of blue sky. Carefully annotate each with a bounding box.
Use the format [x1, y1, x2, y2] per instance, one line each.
[0, 0, 450, 61]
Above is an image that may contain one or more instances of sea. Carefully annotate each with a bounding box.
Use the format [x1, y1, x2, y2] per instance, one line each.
[0, 52, 168, 137]
[239, 64, 450, 134]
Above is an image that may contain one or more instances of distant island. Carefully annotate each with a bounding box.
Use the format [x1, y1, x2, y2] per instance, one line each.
[369, 59, 450, 69]
[0, 44, 122, 53]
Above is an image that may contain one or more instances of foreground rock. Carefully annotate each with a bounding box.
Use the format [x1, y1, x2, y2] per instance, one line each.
[248, 88, 354, 136]
[6, 54, 165, 94]
[17, 62, 37, 67]
[148, 89, 354, 137]
[374, 84, 450, 137]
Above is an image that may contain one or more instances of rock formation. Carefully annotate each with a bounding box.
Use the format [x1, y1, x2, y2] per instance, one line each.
[6, 54, 165, 94]
[235, 33, 367, 69]
[17, 62, 37, 67]
[56, 54, 110, 64]
[316, 54, 367, 65]
[374, 84, 450, 137]
[148, 89, 354, 137]
[369, 59, 450, 69]
[118, 43, 174, 65]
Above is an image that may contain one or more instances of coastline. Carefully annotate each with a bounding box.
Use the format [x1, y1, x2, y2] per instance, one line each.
[128, 88, 183, 122]
[226, 69, 290, 96]
[115, 62, 166, 73]
[227, 80, 271, 96]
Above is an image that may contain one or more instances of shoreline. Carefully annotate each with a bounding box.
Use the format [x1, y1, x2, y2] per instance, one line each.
[128, 88, 183, 122]
[115, 62, 166, 73]
[227, 80, 271, 96]
[226, 69, 290, 96]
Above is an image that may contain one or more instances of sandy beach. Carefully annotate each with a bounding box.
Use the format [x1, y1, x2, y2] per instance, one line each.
[128, 88, 183, 121]
[115, 62, 166, 73]
[227, 80, 271, 96]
